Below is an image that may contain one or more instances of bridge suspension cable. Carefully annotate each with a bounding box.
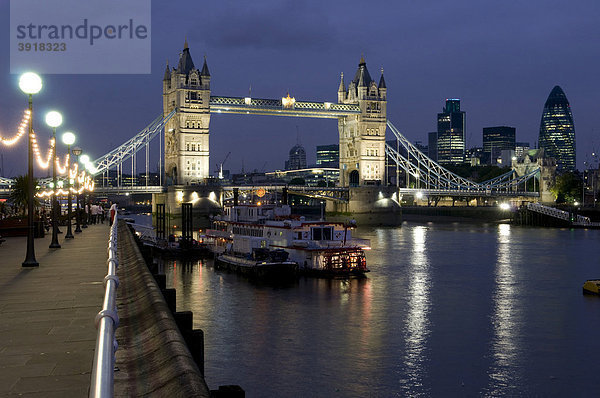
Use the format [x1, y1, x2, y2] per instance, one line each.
[385, 120, 540, 194]
[90, 109, 176, 176]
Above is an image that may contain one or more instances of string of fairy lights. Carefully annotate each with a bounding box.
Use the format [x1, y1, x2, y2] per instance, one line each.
[0, 108, 95, 197]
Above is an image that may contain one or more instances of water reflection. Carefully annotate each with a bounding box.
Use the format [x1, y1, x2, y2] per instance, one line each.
[484, 224, 522, 396]
[400, 225, 431, 396]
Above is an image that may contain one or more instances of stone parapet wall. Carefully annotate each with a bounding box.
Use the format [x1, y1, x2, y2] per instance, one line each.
[113, 221, 211, 397]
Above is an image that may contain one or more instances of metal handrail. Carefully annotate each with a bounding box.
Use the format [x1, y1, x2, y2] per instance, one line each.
[90, 210, 119, 398]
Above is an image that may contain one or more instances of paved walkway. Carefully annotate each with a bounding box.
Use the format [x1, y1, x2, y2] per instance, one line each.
[0, 223, 110, 397]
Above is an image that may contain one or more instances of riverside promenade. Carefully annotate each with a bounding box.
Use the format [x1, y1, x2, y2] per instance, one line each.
[0, 223, 109, 397]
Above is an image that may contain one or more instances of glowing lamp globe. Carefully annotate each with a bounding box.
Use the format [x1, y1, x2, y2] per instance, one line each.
[62, 131, 76, 146]
[85, 162, 96, 173]
[19, 72, 43, 95]
[80, 154, 90, 164]
[45, 111, 63, 128]
[72, 146, 82, 156]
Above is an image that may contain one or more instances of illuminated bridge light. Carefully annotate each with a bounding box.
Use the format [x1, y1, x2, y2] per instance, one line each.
[282, 93, 296, 108]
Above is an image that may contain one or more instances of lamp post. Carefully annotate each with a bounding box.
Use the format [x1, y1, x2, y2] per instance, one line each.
[62, 132, 76, 239]
[19, 72, 42, 268]
[72, 147, 83, 233]
[46, 111, 62, 249]
[80, 154, 90, 228]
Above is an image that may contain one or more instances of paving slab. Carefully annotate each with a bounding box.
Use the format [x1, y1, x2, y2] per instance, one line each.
[0, 224, 110, 397]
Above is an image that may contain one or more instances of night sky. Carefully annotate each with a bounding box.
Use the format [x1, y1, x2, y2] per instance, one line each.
[1, 0, 599, 177]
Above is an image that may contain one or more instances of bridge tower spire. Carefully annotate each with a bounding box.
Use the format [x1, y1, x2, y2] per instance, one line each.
[337, 55, 387, 186]
[162, 41, 211, 185]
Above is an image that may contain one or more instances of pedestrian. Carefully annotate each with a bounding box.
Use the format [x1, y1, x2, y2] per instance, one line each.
[92, 204, 99, 224]
[99, 205, 105, 224]
[110, 202, 117, 225]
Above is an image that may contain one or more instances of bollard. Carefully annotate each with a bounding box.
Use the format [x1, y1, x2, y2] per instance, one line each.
[161, 288, 176, 313]
[210, 385, 245, 398]
[185, 329, 205, 375]
[174, 311, 193, 332]
[154, 273, 166, 290]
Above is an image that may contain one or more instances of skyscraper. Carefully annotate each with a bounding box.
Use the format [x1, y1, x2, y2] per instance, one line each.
[482, 126, 516, 164]
[538, 86, 576, 172]
[436, 99, 466, 164]
[285, 144, 307, 170]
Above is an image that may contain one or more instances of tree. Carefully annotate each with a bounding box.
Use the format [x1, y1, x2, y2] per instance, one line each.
[550, 172, 582, 204]
[289, 177, 305, 186]
[9, 175, 39, 216]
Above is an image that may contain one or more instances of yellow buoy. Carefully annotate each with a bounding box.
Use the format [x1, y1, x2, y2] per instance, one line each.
[583, 280, 600, 295]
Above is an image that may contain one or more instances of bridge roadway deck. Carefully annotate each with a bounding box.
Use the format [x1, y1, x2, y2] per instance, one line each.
[0, 223, 109, 397]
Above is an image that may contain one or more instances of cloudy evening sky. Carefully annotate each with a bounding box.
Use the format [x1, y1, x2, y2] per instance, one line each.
[0, 0, 599, 176]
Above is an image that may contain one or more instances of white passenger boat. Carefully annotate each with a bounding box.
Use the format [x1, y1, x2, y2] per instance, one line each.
[206, 204, 370, 277]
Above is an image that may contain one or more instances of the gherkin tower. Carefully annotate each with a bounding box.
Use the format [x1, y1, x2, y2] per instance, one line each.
[538, 86, 576, 172]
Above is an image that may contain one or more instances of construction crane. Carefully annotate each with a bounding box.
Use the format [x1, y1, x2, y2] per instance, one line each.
[216, 151, 231, 179]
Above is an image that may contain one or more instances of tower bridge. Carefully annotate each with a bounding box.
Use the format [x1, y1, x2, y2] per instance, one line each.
[1, 41, 547, 216]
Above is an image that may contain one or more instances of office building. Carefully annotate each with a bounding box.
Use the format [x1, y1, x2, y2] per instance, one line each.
[414, 141, 428, 155]
[483, 126, 516, 164]
[436, 99, 466, 164]
[285, 143, 307, 170]
[467, 147, 484, 166]
[428, 132, 438, 161]
[539, 85, 576, 172]
[515, 142, 530, 159]
[499, 149, 516, 167]
[316, 144, 339, 168]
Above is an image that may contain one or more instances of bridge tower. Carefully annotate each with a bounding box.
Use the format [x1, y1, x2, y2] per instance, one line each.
[337, 56, 387, 187]
[163, 40, 211, 185]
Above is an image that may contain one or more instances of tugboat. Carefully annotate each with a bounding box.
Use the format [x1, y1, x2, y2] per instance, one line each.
[583, 279, 600, 295]
[206, 203, 370, 278]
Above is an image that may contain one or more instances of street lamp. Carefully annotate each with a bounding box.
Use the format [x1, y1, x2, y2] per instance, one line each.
[62, 132, 76, 239]
[46, 111, 62, 249]
[80, 154, 90, 228]
[72, 146, 83, 233]
[19, 72, 42, 267]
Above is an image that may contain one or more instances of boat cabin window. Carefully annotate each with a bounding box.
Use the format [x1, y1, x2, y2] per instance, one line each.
[312, 226, 333, 240]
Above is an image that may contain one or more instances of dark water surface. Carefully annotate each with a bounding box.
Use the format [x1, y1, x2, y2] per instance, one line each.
[164, 222, 600, 397]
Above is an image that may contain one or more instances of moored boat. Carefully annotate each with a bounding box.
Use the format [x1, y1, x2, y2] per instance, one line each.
[215, 244, 298, 280]
[583, 279, 600, 295]
[206, 203, 370, 278]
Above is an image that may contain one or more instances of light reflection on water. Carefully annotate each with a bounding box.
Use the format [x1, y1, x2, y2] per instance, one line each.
[484, 223, 522, 396]
[163, 222, 600, 398]
[399, 226, 431, 397]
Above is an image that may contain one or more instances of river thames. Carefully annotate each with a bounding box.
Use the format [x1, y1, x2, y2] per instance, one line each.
[163, 222, 600, 397]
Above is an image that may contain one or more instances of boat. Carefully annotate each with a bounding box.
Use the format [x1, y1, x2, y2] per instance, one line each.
[206, 203, 370, 278]
[128, 222, 211, 259]
[215, 244, 298, 280]
[583, 279, 600, 295]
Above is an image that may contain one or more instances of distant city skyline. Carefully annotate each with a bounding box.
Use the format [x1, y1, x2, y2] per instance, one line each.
[1, 1, 599, 176]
